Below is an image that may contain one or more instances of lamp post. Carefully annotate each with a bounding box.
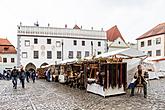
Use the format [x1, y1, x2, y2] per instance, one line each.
[106, 41, 109, 52]
[91, 41, 93, 56]
[61, 40, 64, 61]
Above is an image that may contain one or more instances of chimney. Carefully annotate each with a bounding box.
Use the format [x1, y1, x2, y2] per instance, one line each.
[91, 27, 93, 30]
[48, 23, 50, 27]
[34, 21, 39, 27]
[65, 24, 67, 28]
[20, 22, 22, 26]
[81, 25, 82, 29]
[101, 28, 103, 31]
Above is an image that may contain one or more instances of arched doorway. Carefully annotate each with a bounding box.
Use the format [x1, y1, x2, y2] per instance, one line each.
[25, 63, 36, 71]
[40, 62, 49, 68]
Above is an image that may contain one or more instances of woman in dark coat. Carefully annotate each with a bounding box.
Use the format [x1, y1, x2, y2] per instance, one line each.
[31, 70, 36, 83]
[19, 68, 26, 88]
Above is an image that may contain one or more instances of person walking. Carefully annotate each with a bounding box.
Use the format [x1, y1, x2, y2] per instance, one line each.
[31, 70, 36, 83]
[19, 67, 26, 88]
[25, 70, 30, 83]
[46, 69, 51, 82]
[11, 66, 18, 89]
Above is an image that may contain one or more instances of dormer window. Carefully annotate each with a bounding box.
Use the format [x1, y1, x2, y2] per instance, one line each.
[4, 47, 9, 51]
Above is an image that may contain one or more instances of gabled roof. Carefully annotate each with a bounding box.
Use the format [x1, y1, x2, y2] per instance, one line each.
[73, 24, 80, 29]
[0, 38, 16, 54]
[136, 23, 165, 40]
[0, 38, 12, 46]
[106, 25, 126, 42]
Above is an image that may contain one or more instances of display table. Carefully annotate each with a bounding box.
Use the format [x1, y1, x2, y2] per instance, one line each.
[87, 83, 126, 97]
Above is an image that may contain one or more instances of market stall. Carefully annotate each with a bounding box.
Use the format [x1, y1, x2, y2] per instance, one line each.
[86, 58, 127, 97]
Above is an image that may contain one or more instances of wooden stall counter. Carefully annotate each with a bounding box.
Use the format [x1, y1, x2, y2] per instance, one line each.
[87, 83, 125, 97]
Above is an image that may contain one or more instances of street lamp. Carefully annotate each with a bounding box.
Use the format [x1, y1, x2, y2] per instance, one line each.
[91, 41, 93, 56]
[106, 41, 109, 52]
[61, 40, 64, 61]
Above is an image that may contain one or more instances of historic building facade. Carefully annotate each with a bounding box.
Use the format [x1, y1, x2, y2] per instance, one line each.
[136, 23, 165, 58]
[17, 24, 107, 70]
[0, 38, 17, 74]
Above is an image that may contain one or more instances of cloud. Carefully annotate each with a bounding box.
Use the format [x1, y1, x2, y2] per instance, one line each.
[0, 0, 165, 46]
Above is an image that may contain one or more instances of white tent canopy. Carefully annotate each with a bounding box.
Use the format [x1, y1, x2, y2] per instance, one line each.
[95, 48, 147, 59]
[58, 58, 78, 65]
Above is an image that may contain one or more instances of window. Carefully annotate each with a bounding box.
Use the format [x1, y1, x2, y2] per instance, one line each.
[57, 51, 61, 59]
[34, 38, 38, 44]
[4, 47, 9, 51]
[97, 51, 101, 55]
[98, 42, 101, 46]
[34, 51, 39, 59]
[141, 41, 144, 47]
[82, 41, 85, 46]
[85, 51, 89, 57]
[148, 51, 152, 57]
[3, 58, 7, 63]
[47, 51, 52, 59]
[77, 51, 81, 59]
[25, 40, 30, 46]
[11, 58, 15, 63]
[156, 38, 161, 44]
[118, 41, 121, 44]
[148, 40, 152, 46]
[156, 50, 161, 56]
[56, 41, 61, 47]
[68, 51, 73, 59]
[73, 40, 77, 46]
[47, 39, 51, 44]
[22, 52, 27, 58]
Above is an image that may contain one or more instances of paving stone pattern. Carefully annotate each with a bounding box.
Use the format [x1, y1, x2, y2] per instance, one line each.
[0, 78, 165, 110]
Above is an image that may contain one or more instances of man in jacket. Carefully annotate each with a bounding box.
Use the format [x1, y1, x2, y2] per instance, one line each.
[11, 66, 18, 89]
[130, 65, 148, 98]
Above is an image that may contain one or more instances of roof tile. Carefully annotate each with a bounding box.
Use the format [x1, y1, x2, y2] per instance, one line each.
[106, 25, 126, 42]
[136, 23, 165, 40]
[0, 38, 16, 54]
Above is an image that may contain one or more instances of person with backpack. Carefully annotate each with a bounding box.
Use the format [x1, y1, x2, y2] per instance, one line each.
[11, 66, 19, 89]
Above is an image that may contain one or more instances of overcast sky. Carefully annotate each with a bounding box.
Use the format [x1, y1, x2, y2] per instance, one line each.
[0, 0, 165, 47]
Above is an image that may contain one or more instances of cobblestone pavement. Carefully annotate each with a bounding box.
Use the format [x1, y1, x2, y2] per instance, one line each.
[0, 78, 165, 110]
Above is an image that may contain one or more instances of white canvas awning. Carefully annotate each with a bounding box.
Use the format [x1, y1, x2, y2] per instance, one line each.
[58, 58, 78, 65]
[95, 48, 147, 59]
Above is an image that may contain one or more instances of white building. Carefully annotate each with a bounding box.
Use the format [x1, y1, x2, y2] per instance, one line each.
[17, 24, 107, 70]
[0, 38, 17, 74]
[136, 23, 165, 71]
[136, 23, 165, 58]
[127, 42, 137, 49]
[106, 25, 129, 52]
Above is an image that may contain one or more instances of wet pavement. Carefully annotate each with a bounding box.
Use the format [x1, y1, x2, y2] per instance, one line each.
[0, 78, 165, 110]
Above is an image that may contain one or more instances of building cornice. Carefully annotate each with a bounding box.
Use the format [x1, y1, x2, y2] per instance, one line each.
[17, 34, 107, 41]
